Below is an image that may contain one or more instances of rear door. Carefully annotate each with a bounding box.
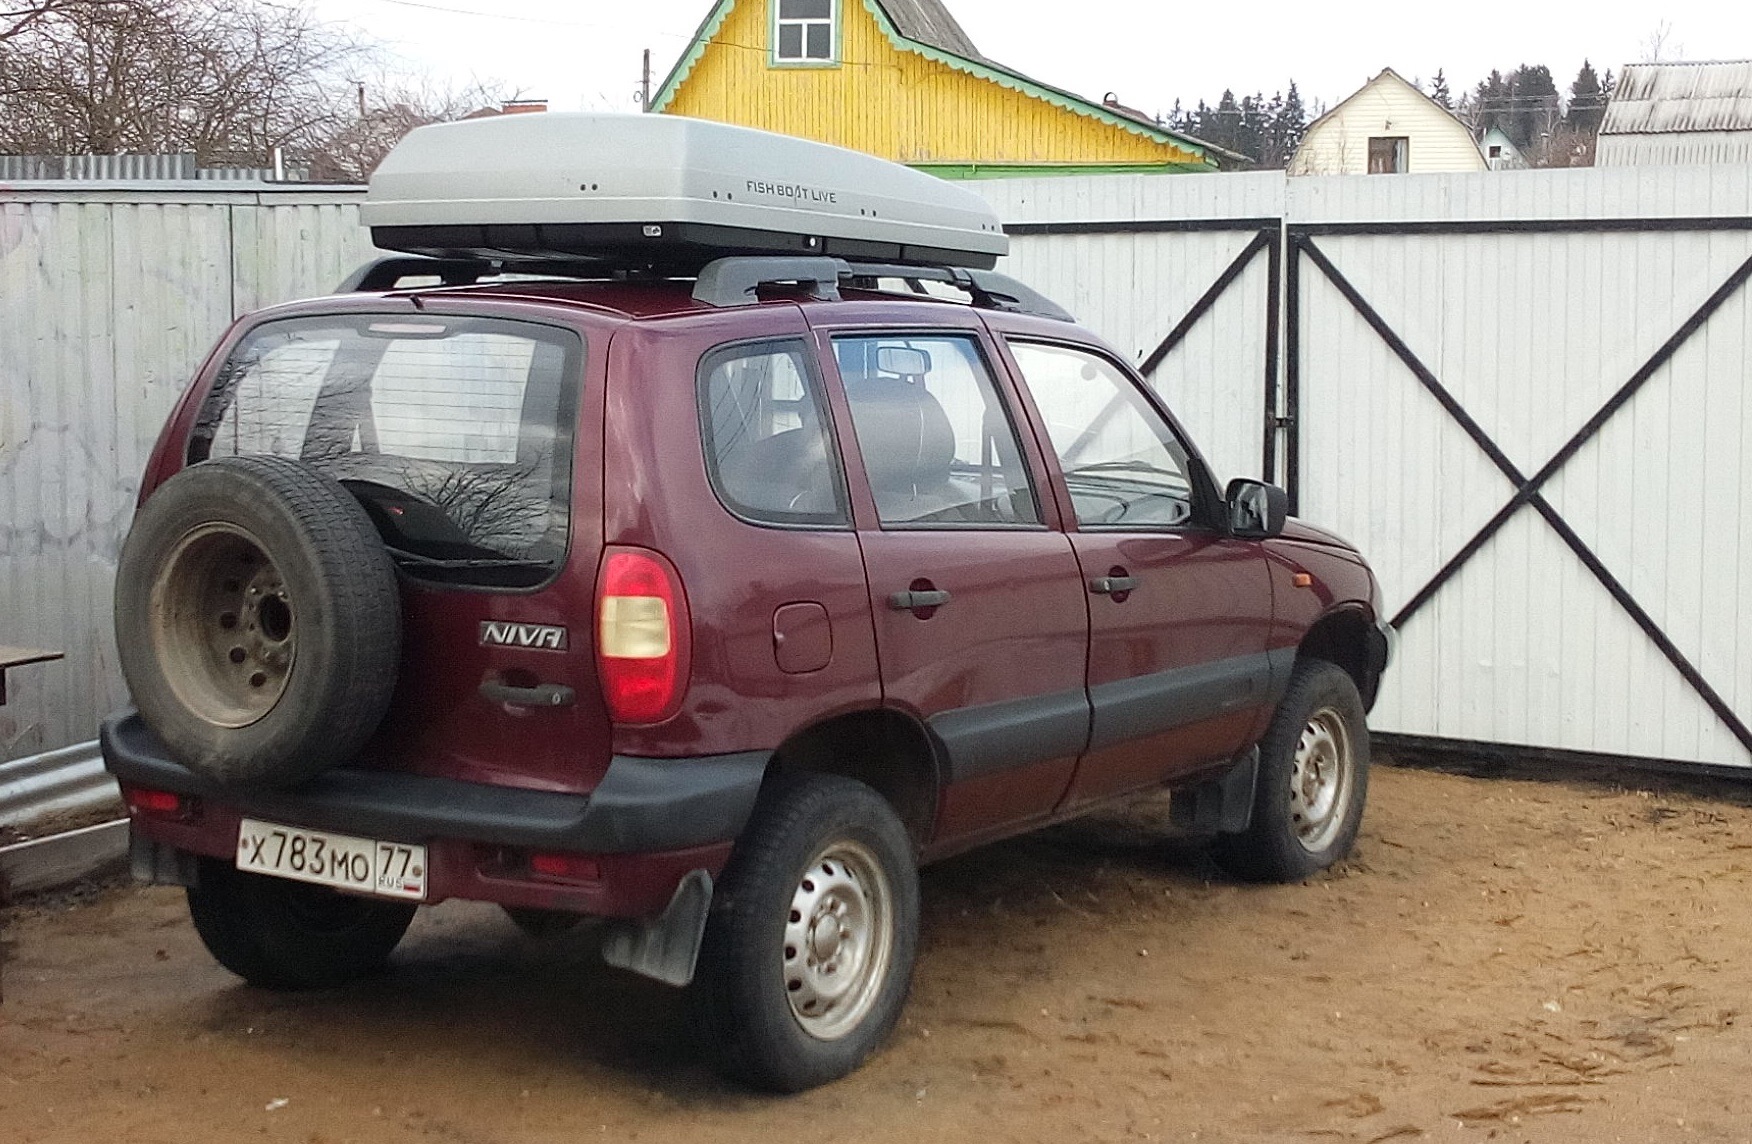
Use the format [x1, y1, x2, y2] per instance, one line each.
[1000, 338, 1274, 806]
[815, 321, 1090, 848]
[192, 307, 609, 794]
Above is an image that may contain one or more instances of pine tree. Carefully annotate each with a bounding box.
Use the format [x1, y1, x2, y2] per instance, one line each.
[1566, 59, 1605, 135]
[1472, 70, 1508, 136]
[1429, 69, 1453, 110]
[1509, 64, 1560, 152]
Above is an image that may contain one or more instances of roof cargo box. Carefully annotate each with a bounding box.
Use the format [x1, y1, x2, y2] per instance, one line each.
[363, 114, 1009, 271]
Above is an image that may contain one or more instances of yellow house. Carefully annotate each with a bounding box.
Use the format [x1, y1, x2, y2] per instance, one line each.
[651, 0, 1217, 176]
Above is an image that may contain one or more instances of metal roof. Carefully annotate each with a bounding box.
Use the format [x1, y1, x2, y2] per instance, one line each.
[1601, 60, 1752, 135]
[872, 0, 985, 61]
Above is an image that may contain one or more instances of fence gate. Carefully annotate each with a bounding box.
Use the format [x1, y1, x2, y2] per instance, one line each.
[998, 168, 1752, 772]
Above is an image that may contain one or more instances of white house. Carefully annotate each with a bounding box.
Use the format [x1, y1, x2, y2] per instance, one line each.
[1479, 125, 1528, 170]
[1598, 60, 1752, 167]
[1290, 68, 1486, 175]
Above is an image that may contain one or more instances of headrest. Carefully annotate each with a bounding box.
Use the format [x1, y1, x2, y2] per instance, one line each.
[846, 377, 956, 492]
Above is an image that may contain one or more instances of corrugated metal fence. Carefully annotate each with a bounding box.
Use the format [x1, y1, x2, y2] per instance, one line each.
[988, 164, 1752, 771]
[5, 168, 1752, 802]
[0, 183, 371, 785]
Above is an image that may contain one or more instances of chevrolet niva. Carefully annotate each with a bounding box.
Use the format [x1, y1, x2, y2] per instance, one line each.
[104, 114, 1392, 1092]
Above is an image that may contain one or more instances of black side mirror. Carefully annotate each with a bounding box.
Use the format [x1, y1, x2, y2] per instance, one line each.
[1225, 478, 1288, 539]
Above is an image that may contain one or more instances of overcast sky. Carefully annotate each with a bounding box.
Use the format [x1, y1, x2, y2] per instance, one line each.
[312, 0, 1752, 119]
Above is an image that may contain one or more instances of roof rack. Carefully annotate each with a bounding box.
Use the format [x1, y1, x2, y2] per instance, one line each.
[334, 254, 1074, 323]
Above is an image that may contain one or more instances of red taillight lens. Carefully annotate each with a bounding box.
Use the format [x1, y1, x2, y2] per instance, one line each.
[596, 547, 690, 724]
[127, 787, 183, 815]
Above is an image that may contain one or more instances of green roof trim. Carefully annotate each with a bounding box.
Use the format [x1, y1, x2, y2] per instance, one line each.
[855, 0, 1212, 165]
[911, 161, 1212, 179]
[651, 0, 1216, 168]
[650, 0, 738, 113]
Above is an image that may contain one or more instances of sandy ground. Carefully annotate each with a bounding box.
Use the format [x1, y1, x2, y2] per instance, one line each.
[5, 758, 1752, 1144]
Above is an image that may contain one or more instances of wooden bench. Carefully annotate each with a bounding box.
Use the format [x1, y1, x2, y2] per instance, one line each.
[0, 646, 63, 706]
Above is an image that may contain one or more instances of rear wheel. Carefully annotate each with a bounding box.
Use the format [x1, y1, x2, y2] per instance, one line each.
[694, 775, 919, 1092]
[186, 858, 416, 990]
[1213, 660, 1370, 883]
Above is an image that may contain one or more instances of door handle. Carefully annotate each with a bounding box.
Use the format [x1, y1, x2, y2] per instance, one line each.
[1088, 575, 1138, 595]
[480, 680, 576, 707]
[889, 589, 951, 610]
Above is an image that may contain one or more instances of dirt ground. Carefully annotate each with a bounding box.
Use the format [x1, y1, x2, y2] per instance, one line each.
[5, 758, 1752, 1144]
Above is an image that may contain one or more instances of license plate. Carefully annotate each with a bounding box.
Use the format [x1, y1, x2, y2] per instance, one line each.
[237, 818, 427, 901]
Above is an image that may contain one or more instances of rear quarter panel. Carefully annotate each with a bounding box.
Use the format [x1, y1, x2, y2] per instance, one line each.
[600, 307, 882, 759]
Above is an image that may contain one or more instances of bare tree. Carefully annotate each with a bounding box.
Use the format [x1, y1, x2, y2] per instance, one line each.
[1641, 21, 1684, 64]
[0, 0, 96, 41]
[0, 0, 367, 164]
[308, 75, 510, 182]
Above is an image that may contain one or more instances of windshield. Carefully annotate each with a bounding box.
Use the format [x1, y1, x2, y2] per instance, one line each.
[190, 314, 582, 587]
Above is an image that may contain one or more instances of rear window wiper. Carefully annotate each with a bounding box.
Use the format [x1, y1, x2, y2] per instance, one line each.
[383, 545, 552, 570]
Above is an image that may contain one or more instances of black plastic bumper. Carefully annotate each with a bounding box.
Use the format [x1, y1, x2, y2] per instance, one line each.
[100, 712, 769, 853]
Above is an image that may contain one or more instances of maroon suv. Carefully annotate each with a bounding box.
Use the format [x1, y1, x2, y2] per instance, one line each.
[104, 241, 1390, 1093]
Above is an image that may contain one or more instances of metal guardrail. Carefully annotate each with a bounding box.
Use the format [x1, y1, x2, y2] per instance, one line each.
[0, 740, 120, 830]
[0, 819, 130, 896]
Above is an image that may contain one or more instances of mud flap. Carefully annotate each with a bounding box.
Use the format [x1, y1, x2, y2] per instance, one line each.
[1169, 747, 1259, 835]
[599, 868, 713, 987]
[129, 829, 199, 888]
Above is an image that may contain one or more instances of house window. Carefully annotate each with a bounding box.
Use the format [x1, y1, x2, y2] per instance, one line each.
[774, 0, 835, 63]
[1488, 144, 1503, 159]
[1368, 136, 1409, 174]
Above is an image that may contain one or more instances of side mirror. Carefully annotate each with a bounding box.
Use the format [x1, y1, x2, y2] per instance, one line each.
[1225, 478, 1288, 539]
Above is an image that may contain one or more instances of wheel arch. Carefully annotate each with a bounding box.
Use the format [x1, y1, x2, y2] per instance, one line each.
[762, 707, 942, 848]
[1297, 605, 1386, 710]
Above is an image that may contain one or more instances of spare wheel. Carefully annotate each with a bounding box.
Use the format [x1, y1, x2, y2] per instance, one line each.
[115, 456, 402, 790]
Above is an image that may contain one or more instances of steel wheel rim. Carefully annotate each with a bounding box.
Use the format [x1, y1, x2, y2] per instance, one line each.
[149, 523, 297, 728]
[782, 840, 893, 1041]
[1289, 706, 1353, 853]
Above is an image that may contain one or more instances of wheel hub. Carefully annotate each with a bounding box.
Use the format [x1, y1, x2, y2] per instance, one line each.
[1287, 706, 1353, 854]
[783, 842, 894, 1040]
[150, 524, 297, 728]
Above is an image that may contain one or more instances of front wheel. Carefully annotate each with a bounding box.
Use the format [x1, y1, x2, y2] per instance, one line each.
[1213, 660, 1370, 883]
[186, 858, 417, 989]
[693, 775, 920, 1092]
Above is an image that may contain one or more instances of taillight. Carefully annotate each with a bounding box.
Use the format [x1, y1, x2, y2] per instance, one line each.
[596, 547, 690, 724]
[125, 787, 184, 816]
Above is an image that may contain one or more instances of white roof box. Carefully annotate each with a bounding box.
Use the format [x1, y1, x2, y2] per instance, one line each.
[363, 114, 1008, 270]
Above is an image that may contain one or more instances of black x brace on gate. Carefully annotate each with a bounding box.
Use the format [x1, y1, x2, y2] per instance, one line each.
[1288, 217, 1752, 757]
[1006, 211, 1752, 757]
[1003, 215, 1287, 483]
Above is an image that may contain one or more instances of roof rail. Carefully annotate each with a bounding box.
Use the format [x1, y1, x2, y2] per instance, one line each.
[839, 263, 1074, 322]
[692, 256, 1073, 322]
[336, 255, 499, 293]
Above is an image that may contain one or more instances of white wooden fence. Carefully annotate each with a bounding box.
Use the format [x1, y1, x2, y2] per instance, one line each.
[989, 165, 1752, 771]
[4, 167, 1752, 781]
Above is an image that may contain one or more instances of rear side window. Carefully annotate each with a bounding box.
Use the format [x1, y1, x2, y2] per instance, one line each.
[192, 314, 582, 587]
[698, 340, 848, 527]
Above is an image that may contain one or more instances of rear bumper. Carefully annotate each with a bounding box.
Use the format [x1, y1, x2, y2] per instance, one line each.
[101, 711, 768, 917]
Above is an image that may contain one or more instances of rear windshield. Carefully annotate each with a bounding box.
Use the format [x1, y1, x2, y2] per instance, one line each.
[190, 314, 582, 588]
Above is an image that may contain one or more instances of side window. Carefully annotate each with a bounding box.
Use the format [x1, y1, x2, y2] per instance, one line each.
[699, 340, 848, 527]
[1008, 341, 1198, 529]
[834, 335, 1040, 527]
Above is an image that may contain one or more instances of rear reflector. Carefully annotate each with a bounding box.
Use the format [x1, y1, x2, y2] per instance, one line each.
[127, 788, 183, 815]
[596, 547, 690, 724]
[530, 852, 601, 882]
